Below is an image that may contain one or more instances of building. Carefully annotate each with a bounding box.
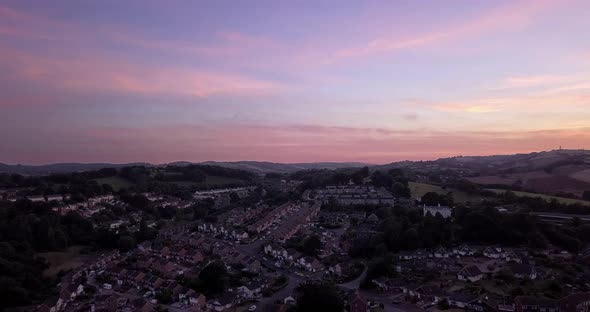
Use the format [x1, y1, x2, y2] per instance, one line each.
[423, 204, 453, 218]
[559, 292, 590, 312]
[458, 265, 484, 282]
[315, 185, 395, 206]
[515, 297, 559, 312]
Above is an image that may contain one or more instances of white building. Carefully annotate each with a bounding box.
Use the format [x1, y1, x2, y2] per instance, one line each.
[423, 204, 453, 218]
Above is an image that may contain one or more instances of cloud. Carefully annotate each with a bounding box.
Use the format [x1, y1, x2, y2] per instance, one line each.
[0, 46, 283, 98]
[501, 75, 574, 88]
[325, 0, 559, 62]
[432, 90, 590, 113]
[3, 123, 589, 164]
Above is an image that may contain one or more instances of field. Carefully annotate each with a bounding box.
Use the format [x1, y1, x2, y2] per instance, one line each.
[571, 169, 590, 184]
[526, 176, 590, 197]
[467, 176, 516, 185]
[37, 246, 89, 277]
[486, 189, 590, 206]
[93, 176, 134, 191]
[409, 182, 486, 203]
[162, 175, 246, 188]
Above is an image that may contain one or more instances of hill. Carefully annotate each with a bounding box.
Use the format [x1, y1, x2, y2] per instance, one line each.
[200, 161, 369, 173]
[0, 161, 370, 175]
[0, 162, 149, 175]
[378, 149, 590, 198]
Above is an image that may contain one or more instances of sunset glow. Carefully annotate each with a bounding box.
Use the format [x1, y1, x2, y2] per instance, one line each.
[1, 0, 590, 164]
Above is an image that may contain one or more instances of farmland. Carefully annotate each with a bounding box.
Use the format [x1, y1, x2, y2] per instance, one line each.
[37, 246, 89, 278]
[93, 176, 134, 191]
[409, 182, 486, 203]
[486, 189, 590, 206]
[162, 175, 246, 188]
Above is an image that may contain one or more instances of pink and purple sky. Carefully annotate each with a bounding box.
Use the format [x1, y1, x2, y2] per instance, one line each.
[1, 0, 590, 164]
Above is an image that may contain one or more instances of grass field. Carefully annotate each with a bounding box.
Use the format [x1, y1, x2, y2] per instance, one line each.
[38, 246, 88, 277]
[94, 175, 245, 190]
[93, 176, 134, 191]
[409, 182, 486, 203]
[486, 189, 590, 206]
[163, 175, 245, 188]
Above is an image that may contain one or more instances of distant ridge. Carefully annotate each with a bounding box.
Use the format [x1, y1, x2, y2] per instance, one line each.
[0, 160, 370, 175]
[3, 149, 588, 175]
[0, 162, 150, 175]
[200, 161, 370, 174]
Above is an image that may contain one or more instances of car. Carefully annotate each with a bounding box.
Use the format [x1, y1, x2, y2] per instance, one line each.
[248, 305, 257, 311]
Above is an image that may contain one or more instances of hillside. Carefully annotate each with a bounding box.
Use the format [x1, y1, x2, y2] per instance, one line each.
[379, 149, 590, 198]
[0, 161, 370, 175]
[200, 161, 370, 173]
[0, 162, 149, 175]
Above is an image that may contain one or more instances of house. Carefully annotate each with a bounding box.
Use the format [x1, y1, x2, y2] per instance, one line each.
[297, 256, 323, 272]
[185, 290, 206, 309]
[366, 213, 380, 224]
[398, 249, 432, 261]
[284, 296, 297, 305]
[453, 244, 475, 257]
[237, 285, 254, 300]
[432, 258, 459, 271]
[347, 289, 368, 312]
[458, 265, 484, 282]
[93, 294, 120, 312]
[60, 283, 84, 301]
[448, 292, 479, 309]
[241, 256, 261, 273]
[423, 204, 453, 218]
[36, 297, 63, 312]
[559, 292, 590, 312]
[510, 264, 537, 280]
[210, 292, 237, 311]
[131, 298, 154, 312]
[515, 296, 559, 312]
[371, 277, 404, 293]
[434, 246, 451, 258]
[186, 250, 205, 263]
[414, 285, 446, 303]
[505, 250, 524, 263]
[579, 245, 590, 265]
[483, 247, 507, 259]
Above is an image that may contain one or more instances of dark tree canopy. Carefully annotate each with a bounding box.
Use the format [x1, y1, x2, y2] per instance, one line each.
[302, 234, 322, 256]
[295, 283, 344, 312]
[197, 261, 228, 295]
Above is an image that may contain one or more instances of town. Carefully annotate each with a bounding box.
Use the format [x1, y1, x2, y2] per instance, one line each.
[1, 158, 590, 312]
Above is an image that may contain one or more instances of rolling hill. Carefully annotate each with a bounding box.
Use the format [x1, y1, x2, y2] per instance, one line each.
[0, 161, 370, 175]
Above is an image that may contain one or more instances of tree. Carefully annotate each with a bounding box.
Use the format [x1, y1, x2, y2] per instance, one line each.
[295, 283, 344, 312]
[584, 191, 590, 201]
[117, 235, 136, 252]
[437, 298, 450, 310]
[197, 261, 228, 295]
[392, 182, 411, 198]
[156, 289, 173, 304]
[302, 235, 322, 256]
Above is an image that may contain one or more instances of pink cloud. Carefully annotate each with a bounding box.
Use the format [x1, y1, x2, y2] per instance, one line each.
[0, 45, 283, 98]
[326, 0, 558, 62]
[4, 124, 588, 164]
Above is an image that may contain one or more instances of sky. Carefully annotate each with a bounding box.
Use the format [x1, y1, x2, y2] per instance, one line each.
[1, 0, 590, 164]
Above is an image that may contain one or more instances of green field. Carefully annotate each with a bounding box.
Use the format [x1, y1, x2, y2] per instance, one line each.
[38, 246, 88, 277]
[162, 175, 245, 188]
[93, 176, 134, 191]
[409, 182, 486, 203]
[94, 175, 244, 190]
[486, 189, 590, 206]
